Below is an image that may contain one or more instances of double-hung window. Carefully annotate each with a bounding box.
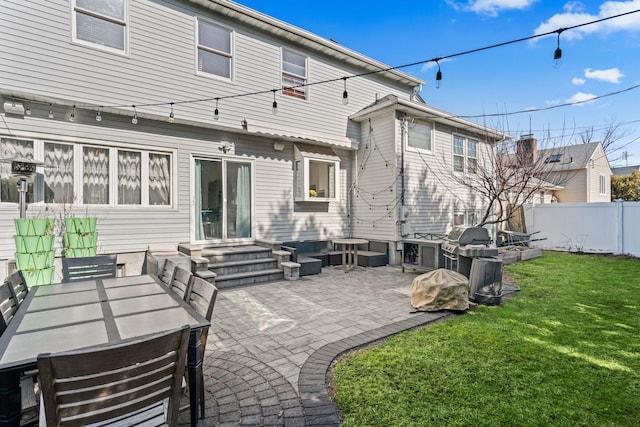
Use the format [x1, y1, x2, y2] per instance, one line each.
[197, 19, 232, 79]
[453, 135, 478, 174]
[282, 50, 307, 100]
[407, 122, 432, 152]
[0, 137, 172, 207]
[73, 0, 127, 53]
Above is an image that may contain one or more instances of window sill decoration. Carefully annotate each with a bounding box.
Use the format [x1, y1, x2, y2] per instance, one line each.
[13, 218, 56, 287]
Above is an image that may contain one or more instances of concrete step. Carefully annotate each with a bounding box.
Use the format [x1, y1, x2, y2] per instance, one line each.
[214, 269, 284, 289]
[209, 258, 279, 275]
[202, 245, 273, 263]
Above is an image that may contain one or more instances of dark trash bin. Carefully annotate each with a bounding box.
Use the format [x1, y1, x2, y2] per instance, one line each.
[469, 257, 503, 305]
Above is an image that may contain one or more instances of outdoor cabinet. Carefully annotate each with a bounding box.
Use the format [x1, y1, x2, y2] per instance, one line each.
[402, 239, 444, 272]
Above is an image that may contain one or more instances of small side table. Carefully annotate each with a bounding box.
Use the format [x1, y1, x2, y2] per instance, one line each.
[332, 238, 369, 271]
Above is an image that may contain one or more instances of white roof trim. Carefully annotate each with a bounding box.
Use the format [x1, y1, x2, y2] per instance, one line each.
[349, 95, 509, 142]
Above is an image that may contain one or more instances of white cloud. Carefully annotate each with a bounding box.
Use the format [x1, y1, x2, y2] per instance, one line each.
[566, 92, 597, 105]
[584, 67, 624, 83]
[446, 0, 538, 17]
[572, 77, 587, 85]
[546, 99, 562, 106]
[534, 0, 640, 40]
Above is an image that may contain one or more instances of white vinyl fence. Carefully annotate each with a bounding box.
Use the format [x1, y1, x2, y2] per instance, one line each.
[523, 201, 640, 257]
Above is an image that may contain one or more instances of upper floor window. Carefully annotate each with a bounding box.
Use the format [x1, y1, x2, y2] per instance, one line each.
[407, 122, 432, 152]
[73, 0, 127, 53]
[197, 20, 232, 79]
[453, 135, 478, 174]
[282, 50, 307, 99]
[1, 137, 172, 207]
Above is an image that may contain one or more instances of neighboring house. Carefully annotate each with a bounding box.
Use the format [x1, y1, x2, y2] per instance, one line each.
[611, 165, 640, 176]
[0, 0, 503, 276]
[511, 135, 612, 203]
[539, 141, 612, 202]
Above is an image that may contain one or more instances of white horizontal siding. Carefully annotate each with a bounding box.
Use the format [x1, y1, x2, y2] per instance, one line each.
[0, 0, 414, 151]
[403, 123, 492, 235]
[352, 110, 398, 241]
[0, 109, 351, 258]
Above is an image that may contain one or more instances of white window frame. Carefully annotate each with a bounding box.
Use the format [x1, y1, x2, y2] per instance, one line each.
[281, 48, 308, 100]
[406, 121, 433, 153]
[293, 145, 340, 202]
[72, 0, 128, 55]
[599, 174, 607, 195]
[454, 210, 478, 226]
[196, 18, 233, 80]
[452, 134, 478, 174]
[0, 135, 174, 208]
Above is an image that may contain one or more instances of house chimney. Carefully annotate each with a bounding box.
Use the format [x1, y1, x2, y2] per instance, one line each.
[516, 134, 538, 165]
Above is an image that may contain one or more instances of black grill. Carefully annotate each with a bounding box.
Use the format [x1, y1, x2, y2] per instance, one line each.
[441, 226, 498, 277]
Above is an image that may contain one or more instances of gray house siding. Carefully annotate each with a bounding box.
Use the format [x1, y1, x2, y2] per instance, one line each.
[352, 110, 398, 241]
[1, 0, 413, 149]
[402, 123, 492, 236]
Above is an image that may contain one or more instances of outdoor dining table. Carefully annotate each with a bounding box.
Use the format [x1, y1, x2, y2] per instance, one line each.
[0, 274, 209, 427]
[332, 238, 369, 271]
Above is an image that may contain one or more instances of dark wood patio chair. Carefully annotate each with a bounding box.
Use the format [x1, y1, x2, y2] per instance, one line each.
[37, 325, 190, 427]
[158, 258, 178, 286]
[4, 270, 28, 307]
[184, 275, 219, 418]
[62, 254, 117, 283]
[1, 271, 38, 423]
[169, 267, 193, 301]
[0, 279, 18, 335]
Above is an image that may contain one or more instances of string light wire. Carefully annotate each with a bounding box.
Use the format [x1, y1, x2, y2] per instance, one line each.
[20, 9, 637, 114]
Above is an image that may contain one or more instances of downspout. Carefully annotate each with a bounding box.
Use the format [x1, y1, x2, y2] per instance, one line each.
[399, 114, 407, 238]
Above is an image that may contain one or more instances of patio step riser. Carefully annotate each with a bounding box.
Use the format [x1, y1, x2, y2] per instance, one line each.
[205, 250, 273, 263]
[215, 271, 284, 288]
[211, 260, 279, 276]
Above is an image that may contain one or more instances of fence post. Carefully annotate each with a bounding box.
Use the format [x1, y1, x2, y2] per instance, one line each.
[616, 200, 623, 255]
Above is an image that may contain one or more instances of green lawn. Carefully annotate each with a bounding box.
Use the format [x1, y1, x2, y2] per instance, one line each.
[333, 252, 640, 426]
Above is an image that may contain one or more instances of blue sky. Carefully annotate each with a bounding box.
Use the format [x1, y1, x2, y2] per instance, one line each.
[238, 0, 640, 167]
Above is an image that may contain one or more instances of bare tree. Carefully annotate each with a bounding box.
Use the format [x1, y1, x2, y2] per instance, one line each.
[448, 132, 601, 229]
[580, 118, 627, 156]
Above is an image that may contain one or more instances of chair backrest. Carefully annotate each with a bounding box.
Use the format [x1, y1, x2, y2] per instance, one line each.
[0, 280, 18, 335]
[5, 270, 28, 306]
[158, 258, 178, 286]
[188, 276, 219, 322]
[169, 267, 193, 301]
[38, 325, 190, 427]
[62, 255, 117, 283]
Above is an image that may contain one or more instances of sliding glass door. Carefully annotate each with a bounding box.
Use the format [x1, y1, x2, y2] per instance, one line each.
[195, 158, 252, 241]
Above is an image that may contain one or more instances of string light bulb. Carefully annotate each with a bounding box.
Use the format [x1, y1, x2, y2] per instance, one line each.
[342, 77, 349, 105]
[435, 60, 442, 89]
[214, 98, 219, 121]
[69, 105, 76, 122]
[168, 102, 175, 123]
[25, 106, 31, 116]
[553, 29, 564, 68]
[131, 105, 138, 125]
[95, 111, 102, 122]
[271, 90, 278, 115]
[48, 104, 54, 119]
